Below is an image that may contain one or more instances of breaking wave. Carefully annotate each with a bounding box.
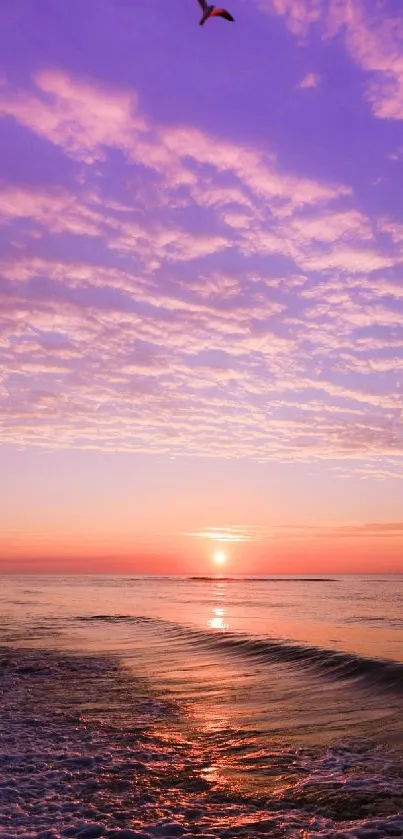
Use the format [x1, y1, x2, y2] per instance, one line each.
[76, 614, 403, 694]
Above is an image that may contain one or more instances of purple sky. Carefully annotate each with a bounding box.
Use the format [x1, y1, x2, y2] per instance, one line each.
[0, 0, 402, 572]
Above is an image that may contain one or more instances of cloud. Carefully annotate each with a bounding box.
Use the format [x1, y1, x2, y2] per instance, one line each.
[1, 248, 401, 466]
[298, 72, 320, 89]
[256, 0, 324, 37]
[185, 526, 256, 543]
[185, 520, 403, 543]
[1, 68, 399, 285]
[0, 69, 401, 475]
[0, 71, 372, 277]
[0, 185, 101, 237]
[0, 69, 146, 164]
[0, 69, 349, 214]
[255, 0, 403, 121]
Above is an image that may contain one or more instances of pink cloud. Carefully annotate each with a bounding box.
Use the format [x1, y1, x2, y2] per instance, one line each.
[0, 72, 376, 279]
[1, 244, 401, 467]
[0, 70, 349, 215]
[298, 72, 321, 88]
[256, 0, 403, 121]
[0, 70, 146, 163]
[0, 186, 101, 236]
[0, 70, 401, 475]
[256, 0, 324, 37]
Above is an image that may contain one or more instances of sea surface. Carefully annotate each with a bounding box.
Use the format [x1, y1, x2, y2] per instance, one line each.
[1, 574, 403, 839]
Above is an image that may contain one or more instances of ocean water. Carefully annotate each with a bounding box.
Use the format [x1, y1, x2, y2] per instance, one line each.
[1, 574, 403, 839]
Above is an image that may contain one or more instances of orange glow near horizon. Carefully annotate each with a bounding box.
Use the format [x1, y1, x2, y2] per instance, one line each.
[1, 527, 403, 574]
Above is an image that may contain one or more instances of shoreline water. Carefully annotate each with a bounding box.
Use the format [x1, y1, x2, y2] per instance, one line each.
[2, 574, 403, 838]
[2, 643, 403, 839]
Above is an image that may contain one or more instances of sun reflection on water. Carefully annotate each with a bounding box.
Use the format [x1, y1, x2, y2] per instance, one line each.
[209, 606, 229, 630]
[207, 579, 230, 630]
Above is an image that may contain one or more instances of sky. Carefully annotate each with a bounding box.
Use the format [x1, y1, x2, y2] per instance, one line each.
[0, 0, 402, 574]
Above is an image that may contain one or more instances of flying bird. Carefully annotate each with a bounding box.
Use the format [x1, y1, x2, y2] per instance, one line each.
[197, 0, 235, 26]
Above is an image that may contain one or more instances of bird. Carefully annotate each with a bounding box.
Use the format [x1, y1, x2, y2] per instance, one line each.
[197, 0, 235, 26]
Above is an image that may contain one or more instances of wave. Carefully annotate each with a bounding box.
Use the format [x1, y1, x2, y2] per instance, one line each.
[78, 614, 156, 623]
[187, 576, 337, 582]
[198, 631, 403, 694]
[76, 614, 403, 695]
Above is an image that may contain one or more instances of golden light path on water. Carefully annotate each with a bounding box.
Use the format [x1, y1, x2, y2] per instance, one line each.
[209, 607, 228, 631]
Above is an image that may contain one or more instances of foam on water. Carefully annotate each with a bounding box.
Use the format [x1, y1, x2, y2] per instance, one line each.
[1, 647, 403, 839]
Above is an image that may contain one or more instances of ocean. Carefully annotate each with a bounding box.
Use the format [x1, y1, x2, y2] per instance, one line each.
[1, 574, 403, 839]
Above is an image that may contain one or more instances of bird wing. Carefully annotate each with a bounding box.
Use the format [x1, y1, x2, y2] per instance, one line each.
[210, 8, 235, 20]
[197, 0, 208, 11]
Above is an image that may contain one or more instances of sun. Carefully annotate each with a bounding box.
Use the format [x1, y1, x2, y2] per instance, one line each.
[213, 550, 227, 566]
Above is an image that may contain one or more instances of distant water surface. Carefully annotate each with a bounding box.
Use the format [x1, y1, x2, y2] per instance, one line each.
[2, 573, 403, 660]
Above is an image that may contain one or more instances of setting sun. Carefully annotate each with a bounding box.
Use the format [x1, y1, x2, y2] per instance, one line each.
[213, 550, 227, 566]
